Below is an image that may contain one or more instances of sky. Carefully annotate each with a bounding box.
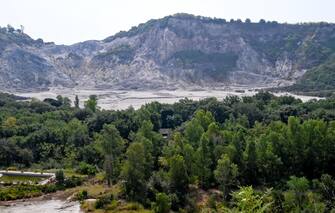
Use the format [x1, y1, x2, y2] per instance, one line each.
[0, 0, 334, 45]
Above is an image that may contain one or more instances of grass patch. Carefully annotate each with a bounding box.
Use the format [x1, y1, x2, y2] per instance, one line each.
[0, 174, 44, 184]
[0, 184, 58, 201]
[75, 184, 120, 198]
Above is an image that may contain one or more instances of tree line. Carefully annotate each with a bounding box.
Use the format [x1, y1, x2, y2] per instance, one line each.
[0, 91, 335, 212]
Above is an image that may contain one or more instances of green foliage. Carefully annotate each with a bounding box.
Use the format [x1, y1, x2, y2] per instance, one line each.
[313, 174, 335, 209]
[0, 181, 81, 201]
[77, 162, 97, 175]
[168, 154, 189, 194]
[195, 134, 212, 188]
[243, 140, 258, 184]
[84, 95, 98, 112]
[284, 176, 326, 212]
[76, 189, 88, 201]
[95, 124, 125, 185]
[1, 91, 335, 211]
[224, 186, 273, 213]
[184, 118, 204, 146]
[292, 56, 335, 92]
[74, 95, 79, 108]
[0, 185, 49, 201]
[214, 154, 239, 198]
[95, 194, 114, 209]
[152, 192, 171, 213]
[55, 170, 64, 185]
[121, 142, 147, 202]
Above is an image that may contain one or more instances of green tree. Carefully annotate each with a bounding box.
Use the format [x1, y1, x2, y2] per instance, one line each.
[3, 116, 17, 128]
[243, 140, 258, 184]
[74, 95, 79, 108]
[284, 176, 309, 210]
[56, 95, 64, 105]
[313, 174, 335, 209]
[121, 142, 147, 202]
[63, 97, 71, 108]
[223, 186, 273, 213]
[184, 119, 204, 146]
[153, 192, 171, 213]
[256, 135, 283, 183]
[136, 120, 163, 163]
[284, 176, 326, 212]
[96, 124, 124, 186]
[168, 154, 189, 194]
[84, 95, 98, 112]
[214, 154, 239, 199]
[194, 110, 215, 131]
[195, 134, 212, 188]
[133, 134, 154, 179]
[55, 170, 65, 185]
[66, 119, 89, 147]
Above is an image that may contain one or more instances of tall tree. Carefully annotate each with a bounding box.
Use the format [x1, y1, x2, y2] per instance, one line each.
[85, 95, 98, 112]
[133, 134, 154, 179]
[195, 134, 212, 188]
[214, 154, 238, 199]
[74, 95, 80, 108]
[153, 192, 172, 213]
[184, 119, 204, 146]
[194, 110, 215, 131]
[168, 154, 189, 195]
[137, 120, 163, 162]
[243, 140, 258, 184]
[121, 142, 147, 202]
[96, 124, 124, 186]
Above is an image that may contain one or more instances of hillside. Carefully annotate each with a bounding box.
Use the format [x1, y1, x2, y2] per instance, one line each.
[1, 14, 335, 91]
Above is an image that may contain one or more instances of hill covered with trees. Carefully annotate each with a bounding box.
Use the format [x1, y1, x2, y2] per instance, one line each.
[1, 92, 335, 212]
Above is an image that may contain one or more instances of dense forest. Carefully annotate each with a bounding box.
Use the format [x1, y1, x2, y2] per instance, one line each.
[1, 92, 335, 212]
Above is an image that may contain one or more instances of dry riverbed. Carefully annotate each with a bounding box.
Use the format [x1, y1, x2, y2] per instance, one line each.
[13, 87, 322, 110]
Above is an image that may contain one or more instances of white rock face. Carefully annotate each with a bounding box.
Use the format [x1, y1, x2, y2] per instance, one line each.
[0, 14, 334, 91]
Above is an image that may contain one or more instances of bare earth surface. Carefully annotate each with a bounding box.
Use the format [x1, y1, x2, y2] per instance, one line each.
[0, 199, 82, 213]
[13, 87, 322, 110]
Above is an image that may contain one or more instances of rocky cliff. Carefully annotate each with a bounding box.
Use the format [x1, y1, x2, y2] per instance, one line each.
[1, 14, 335, 91]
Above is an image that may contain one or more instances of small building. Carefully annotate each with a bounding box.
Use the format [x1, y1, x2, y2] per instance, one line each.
[159, 128, 172, 139]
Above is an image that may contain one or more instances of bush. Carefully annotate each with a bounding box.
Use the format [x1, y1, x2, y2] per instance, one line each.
[64, 176, 83, 188]
[95, 194, 114, 209]
[152, 192, 171, 213]
[77, 190, 88, 201]
[41, 184, 58, 193]
[77, 162, 97, 175]
[0, 185, 43, 201]
[55, 170, 64, 185]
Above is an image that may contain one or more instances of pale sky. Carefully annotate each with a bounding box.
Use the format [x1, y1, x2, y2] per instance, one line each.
[0, 0, 334, 45]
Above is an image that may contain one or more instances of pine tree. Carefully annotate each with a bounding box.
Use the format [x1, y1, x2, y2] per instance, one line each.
[214, 154, 238, 199]
[121, 142, 147, 202]
[96, 124, 124, 186]
[74, 95, 79, 108]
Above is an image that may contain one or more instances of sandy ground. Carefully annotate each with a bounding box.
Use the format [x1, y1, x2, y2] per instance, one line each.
[0, 199, 81, 213]
[0, 189, 82, 213]
[14, 88, 322, 110]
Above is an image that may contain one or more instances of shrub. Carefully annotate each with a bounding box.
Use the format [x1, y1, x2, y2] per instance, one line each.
[55, 170, 64, 185]
[77, 162, 97, 175]
[95, 194, 114, 209]
[77, 190, 88, 201]
[152, 192, 171, 213]
[64, 176, 83, 188]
